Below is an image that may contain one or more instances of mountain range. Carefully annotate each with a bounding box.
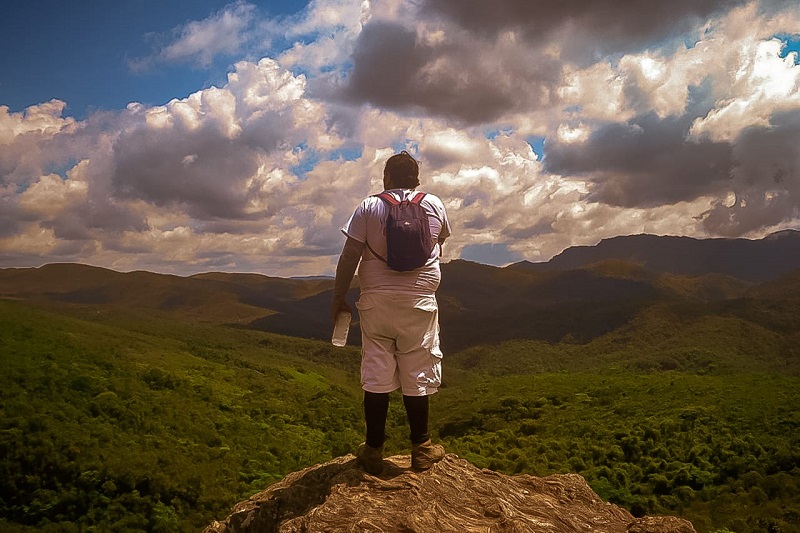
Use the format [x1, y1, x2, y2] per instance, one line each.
[513, 229, 800, 282]
[1, 230, 798, 353]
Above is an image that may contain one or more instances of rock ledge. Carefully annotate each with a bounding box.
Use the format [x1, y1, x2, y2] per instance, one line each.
[206, 454, 696, 532]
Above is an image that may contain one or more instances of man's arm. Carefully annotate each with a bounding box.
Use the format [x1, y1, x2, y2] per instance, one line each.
[331, 237, 364, 321]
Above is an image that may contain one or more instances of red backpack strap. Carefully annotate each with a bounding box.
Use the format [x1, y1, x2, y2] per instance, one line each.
[376, 191, 400, 205]
[410, 192, 426, 204]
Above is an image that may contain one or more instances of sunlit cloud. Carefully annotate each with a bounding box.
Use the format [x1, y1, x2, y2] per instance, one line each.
[129, 1, 258, 71]
[2, 0, 799, 276]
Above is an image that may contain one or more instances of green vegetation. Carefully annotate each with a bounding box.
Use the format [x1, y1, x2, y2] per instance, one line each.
[434, 372, 799, 533]
[434, 307, 800, 533]
[0, 300, 364, 531]
[2, 297, 798, 532]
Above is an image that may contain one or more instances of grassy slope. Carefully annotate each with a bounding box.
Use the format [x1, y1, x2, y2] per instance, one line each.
[2, 293, 799, 532]
[0, 300, 363, 532]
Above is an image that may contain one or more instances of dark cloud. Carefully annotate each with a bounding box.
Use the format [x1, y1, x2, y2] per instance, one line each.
[544, 106, 800, 237]
[463, 212, 491, 230]
[112, 140, 252, 219]
[342, 21, 558, 124]
[41, 213, 94, 240]
[345, 22, 431, 108]
[110, 114, 288, 221]
[0, 201, 21, 238]
[290, 228, 343, 256]
[342, 1, 752, 125]
[507, 219, 557, 240]
[421, 0, 748, 59]
[76, 196, 149, 235]
[50, 238, 97, 257]
[702, 109, 800, 235]
[544, 113, 733, 207]
[733, 109, 800, 191]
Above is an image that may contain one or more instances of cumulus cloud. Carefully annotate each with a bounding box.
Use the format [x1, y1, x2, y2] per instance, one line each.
[339, 0, 762, 124]
[2, 0, 800, 276]
[690, 38, 800, 141]
[130, 1, 257, 70]
[544, 113, 734, 208]
[0, 101, 78, 187]
[278, 0, 368, 72]
[543, 1, 800, 236]
[420, 0, 751, 60]
[340, 18, 560, 124]
[2, 52, 370, 274]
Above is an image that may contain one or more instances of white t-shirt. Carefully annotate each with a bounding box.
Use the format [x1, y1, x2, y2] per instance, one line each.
[342, 189, 452, 296]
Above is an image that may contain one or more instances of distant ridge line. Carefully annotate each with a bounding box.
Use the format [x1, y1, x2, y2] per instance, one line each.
[2, 229, 799, 351]
[508, 230, 800, 282]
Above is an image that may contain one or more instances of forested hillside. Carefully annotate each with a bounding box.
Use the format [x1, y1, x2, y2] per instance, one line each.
[0, 300, 364, 531]
[1, 293, 798, 532]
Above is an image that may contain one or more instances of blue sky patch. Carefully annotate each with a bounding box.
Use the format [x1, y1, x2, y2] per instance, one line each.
[328, 147, 363, 162]
[391, 141, 420, 157]
[45, 159, 80, 180]
[460, 243, 522, 267]
[526, 136, 546, 160]
[289, 143, 320, 179]
[486, 127, 514, 140]
[0, 0, 309, 118]
[775, 34, 800, 64]
[291, 145, 362, 177]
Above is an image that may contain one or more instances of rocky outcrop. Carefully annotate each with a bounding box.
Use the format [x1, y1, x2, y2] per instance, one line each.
[206, 454, 695, 533]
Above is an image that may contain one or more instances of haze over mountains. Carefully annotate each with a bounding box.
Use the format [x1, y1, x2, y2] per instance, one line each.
[2, 230, 798, 353]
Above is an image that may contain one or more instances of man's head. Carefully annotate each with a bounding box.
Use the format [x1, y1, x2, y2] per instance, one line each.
[384, 150, 420, 189]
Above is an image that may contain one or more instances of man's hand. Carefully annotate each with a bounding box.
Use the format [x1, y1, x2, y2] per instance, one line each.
[331, 299, 353, 323]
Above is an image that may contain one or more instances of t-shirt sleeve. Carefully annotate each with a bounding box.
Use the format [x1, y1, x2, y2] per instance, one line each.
[439, 210, 451, 242]
[341, 200, 368, 243]
[433, 196, 451, 242]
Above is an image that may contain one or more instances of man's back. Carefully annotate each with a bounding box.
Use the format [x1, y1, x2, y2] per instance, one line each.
[342, 188, 450, 296]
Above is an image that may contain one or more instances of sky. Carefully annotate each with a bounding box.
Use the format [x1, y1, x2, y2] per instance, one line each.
[1, 0, 799, 277]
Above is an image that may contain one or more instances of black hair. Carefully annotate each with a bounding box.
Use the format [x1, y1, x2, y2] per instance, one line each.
[385, 150, 420, 188]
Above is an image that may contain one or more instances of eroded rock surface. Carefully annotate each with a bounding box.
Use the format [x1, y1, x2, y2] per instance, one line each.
[206, 454, 695, 532]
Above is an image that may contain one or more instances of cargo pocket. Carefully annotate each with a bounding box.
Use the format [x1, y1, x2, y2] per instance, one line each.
[356, 292, 384, 317]
[355, 295, 377, 338]
[355, 295, 376, 312]
[412, 296, 441, 357]
[411, 295, 438, 313]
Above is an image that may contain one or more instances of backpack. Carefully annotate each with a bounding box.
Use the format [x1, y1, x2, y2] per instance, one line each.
[372, 191, 433, 272]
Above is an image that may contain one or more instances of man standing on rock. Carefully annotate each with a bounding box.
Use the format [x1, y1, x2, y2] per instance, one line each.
[332, 150, 451, 474]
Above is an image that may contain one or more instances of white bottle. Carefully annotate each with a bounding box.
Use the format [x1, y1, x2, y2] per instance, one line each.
[331, 311, 351, 347]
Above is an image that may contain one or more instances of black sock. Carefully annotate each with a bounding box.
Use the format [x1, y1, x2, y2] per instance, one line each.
[364, 391, 389, 448]
[403, 395, 430, 444]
